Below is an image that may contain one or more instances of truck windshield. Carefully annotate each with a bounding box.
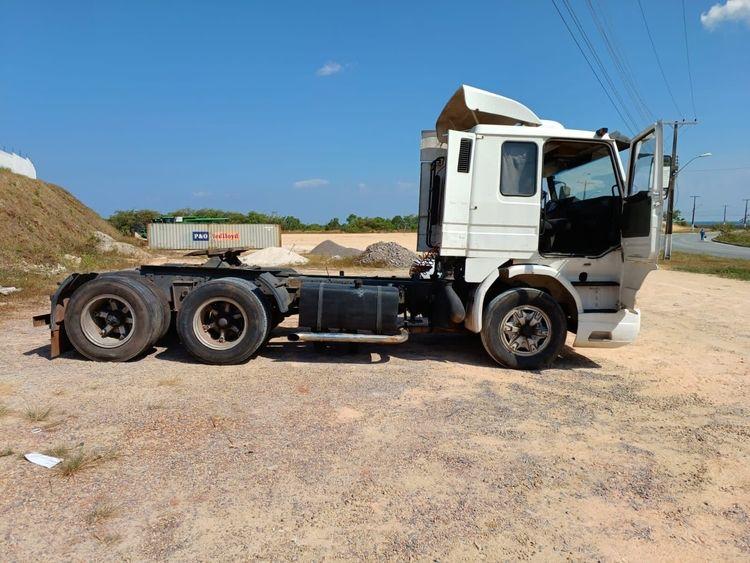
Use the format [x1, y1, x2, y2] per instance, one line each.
[544, 142, 619, 201]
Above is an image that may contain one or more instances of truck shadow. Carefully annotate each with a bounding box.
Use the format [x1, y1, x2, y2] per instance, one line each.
[25, 329, 600, 370]
[151, 330, 600, 370]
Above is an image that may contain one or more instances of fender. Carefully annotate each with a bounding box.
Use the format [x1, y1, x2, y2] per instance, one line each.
[255, 272, 291, 313]
[37, 272, 98, 358]
[464, 264, 582, 333]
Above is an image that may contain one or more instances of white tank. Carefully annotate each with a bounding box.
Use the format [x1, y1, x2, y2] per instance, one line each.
[0, 149, 37, 179]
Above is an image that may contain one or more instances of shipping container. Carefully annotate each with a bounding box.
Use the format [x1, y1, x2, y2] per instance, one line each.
[147, 223, 281, 250]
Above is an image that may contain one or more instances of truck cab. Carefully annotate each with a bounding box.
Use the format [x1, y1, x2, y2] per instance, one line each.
[418, 85, 664, 351]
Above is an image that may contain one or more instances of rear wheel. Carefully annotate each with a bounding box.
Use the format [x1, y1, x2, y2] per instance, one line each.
[100, 272, 171, 344]
[176, 278, 268, 365]
[64, 276, 162, 361]
[481, 288, 566, 370]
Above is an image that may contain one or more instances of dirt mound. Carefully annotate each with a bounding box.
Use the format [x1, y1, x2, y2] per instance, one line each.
[240, 247, 309, 267]
[354, 241, 418, 268]
[0, 169, 125, 267]
[309, 239, 361, 258]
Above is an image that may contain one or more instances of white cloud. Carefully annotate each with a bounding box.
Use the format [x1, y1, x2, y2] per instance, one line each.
[701, 0, 750, 29]
[192, 190, 212, 198]
[315, 61, 343, 77]
[293, 178, 330, 189]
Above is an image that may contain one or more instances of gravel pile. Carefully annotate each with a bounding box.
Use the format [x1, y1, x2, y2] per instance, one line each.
[354, 241, 418, 268]
[309, 240, 362, 258]
[241, 247, 309, 267]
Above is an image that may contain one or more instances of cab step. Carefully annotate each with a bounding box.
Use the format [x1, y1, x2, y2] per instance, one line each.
[572, 281, 620, 287]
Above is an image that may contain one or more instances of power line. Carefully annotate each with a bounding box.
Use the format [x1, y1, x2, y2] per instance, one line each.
[561, 0, 640, 132]
[550, 0, 637, 134]
[681, 0, 698, 119]
[586, 0, 654, 125]
[637, 0, 684, 118]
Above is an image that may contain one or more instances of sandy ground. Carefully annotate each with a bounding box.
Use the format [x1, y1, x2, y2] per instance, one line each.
[282, 232, 418, 253]
[1, 265, 749, 560]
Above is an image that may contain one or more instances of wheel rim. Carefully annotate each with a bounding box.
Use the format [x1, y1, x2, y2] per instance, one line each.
[499, 305, 552, 357]
[192, 297, 247, 350]
[80, 294, 137, 348]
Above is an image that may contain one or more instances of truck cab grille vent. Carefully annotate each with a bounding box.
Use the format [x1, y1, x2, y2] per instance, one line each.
[457, 138, 472, 173]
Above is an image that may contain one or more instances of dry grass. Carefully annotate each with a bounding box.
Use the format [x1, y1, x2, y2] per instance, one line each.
[661, 252, 750, 281]
[157, 376, 181, 387]
[44, 444, 71, 458]
[0, 403, 9, 417]
[92, 531, 121, 546]
[57, 446, 120, 477]
[85, 501, 118, 526]
[714, 229, 750, 247]
[0, 447, 14, 457]
[24, 404, 52, 422]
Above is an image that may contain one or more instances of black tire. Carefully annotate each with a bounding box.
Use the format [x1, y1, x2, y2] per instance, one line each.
[100, 272, 171, 344]
[176, 277, 268, 365]
[480, 288, 567, 370]
[64, 276, 162, 362]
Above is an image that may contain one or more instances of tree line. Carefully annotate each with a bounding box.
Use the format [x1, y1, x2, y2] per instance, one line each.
[109, 208, 419, 235]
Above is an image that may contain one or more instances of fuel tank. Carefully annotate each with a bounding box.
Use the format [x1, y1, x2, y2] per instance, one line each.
[299, 281, 400, 334]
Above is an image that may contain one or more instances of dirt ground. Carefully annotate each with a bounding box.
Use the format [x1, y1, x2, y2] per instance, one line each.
[1, 259, 749, 559]
[282, 232, 418, 253]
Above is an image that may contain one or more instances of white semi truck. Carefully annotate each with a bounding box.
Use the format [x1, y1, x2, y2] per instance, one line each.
[35, 85, 664, 370]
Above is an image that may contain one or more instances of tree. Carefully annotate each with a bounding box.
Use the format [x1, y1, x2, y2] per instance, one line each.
[672, 209, 687, 226]
[109, 208, 421, 234]
[108, 209, 161, 236]
[325, 217, 342, 231]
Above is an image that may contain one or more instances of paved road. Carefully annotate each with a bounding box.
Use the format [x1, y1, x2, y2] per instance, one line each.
[670, 231, 750, 259]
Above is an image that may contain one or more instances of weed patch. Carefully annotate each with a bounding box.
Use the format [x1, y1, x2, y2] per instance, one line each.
[25, 404, 52, 422]
[662, 252, 750, 281]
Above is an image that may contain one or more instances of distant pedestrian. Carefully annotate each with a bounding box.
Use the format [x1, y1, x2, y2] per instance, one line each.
[700, 228, 706, 241]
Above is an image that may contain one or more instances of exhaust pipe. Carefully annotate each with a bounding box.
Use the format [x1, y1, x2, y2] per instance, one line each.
[288, 328, 409, 345]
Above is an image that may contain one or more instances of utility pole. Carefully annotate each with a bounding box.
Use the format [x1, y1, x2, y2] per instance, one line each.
[664, 125, 680, 259]
[690, 195, 700, 228]
[723, 204, 728, 224]
[663, 120, 699, 260]
[743, 198, 749, 229]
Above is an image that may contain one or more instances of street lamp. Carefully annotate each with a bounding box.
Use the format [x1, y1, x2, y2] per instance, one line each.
[674, 152, 712, 180]
[664, 152, 712, 259]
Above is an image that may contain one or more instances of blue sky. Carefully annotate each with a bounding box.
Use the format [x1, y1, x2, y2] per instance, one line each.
[1, 0, 748, 222]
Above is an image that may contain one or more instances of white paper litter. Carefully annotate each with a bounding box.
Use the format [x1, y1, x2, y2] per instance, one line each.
[24, 452, 62, 468]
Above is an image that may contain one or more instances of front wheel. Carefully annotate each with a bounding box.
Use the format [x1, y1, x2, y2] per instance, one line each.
[481, 288, 567, 370]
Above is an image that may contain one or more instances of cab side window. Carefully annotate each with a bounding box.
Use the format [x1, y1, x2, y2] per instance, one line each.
[500, 141, 537, 197]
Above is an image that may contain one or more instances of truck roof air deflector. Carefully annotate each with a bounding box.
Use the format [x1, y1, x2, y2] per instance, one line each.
[436, 85, 542, 139]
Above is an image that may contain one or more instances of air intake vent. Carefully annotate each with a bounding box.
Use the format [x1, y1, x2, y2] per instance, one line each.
[457, 138, 472, 173]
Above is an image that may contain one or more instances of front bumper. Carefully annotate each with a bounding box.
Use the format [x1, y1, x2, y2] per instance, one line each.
[572, 309, 641, 348]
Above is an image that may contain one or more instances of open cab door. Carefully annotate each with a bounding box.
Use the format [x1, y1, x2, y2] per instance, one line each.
[620, 123, 663, 308]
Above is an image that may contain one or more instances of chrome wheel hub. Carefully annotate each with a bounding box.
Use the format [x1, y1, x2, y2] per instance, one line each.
[80, 294, 136, 348]
[193, 298, 247, 350]
[500, 305, 551, 357]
